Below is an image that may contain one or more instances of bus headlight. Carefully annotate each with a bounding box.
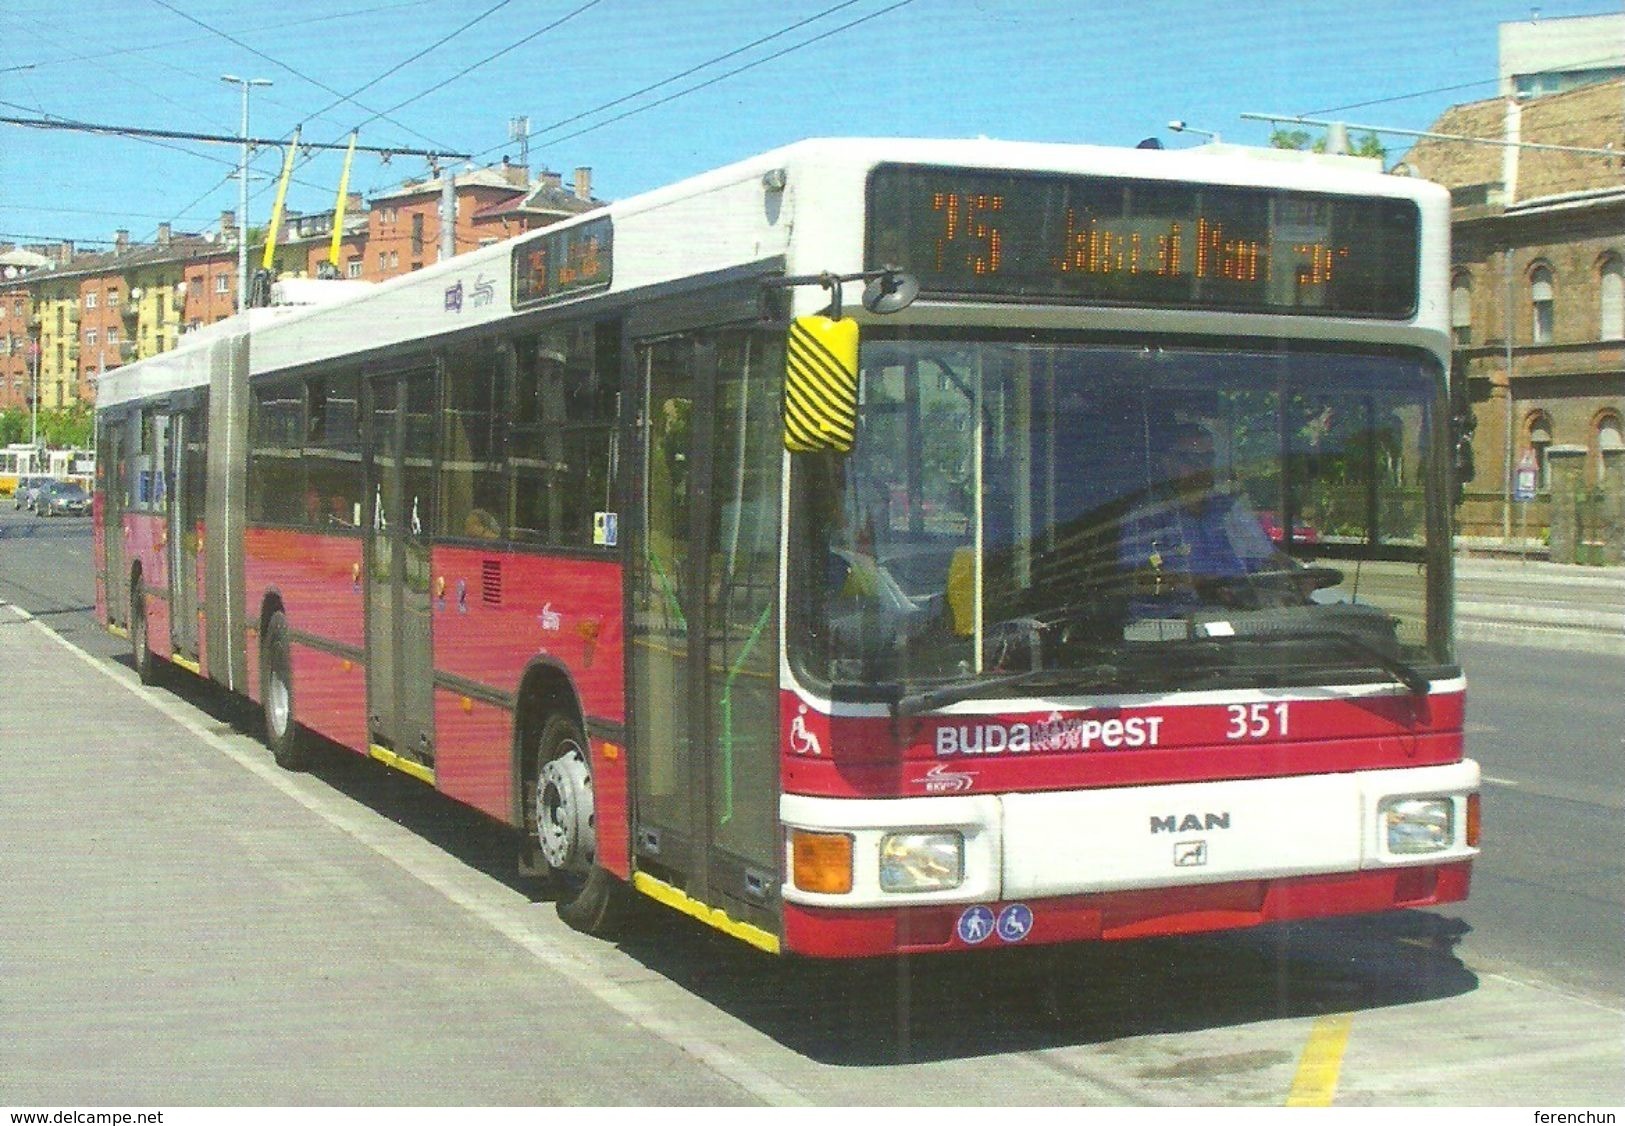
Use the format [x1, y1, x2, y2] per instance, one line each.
[879, 831, 964, 892]
[1382, 797, 1454, 854]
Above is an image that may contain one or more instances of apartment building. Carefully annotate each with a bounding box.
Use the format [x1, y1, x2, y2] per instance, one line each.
[1, 159, 604, 407]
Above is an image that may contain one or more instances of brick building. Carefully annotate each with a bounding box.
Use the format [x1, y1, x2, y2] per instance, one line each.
[470, 167, 601, 245]
[1401, 78, 1625, 536]
[0, 247, 53, 411]
[367, 165, 528, 280]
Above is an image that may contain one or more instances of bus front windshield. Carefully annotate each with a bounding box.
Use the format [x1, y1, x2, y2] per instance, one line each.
[791, 335, 1452, 699]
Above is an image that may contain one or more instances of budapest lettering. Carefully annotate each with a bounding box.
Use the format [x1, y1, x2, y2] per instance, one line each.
[935, 713, 1165, 757]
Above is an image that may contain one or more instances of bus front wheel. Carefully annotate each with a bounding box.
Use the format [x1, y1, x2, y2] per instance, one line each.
[531, 713, 628, 936]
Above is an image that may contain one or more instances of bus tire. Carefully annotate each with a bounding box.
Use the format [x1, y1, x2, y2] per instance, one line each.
[531, 713, 629, 936]
[130, 581, 157, 686]
[261, 610, 311, 771]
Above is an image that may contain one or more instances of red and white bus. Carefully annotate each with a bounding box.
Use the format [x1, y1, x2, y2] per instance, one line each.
[94, 137, 1479, 958]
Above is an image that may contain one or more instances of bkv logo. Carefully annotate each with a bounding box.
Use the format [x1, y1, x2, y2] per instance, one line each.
[444, 274, 496, 313]
[913, 763, 975, 793]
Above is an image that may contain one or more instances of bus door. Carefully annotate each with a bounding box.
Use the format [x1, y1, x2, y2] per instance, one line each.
[100, 412, 129, 626]
[364, 368, 438, 770]
[165, 400, 206, 666]
[628, 302, 784, 936]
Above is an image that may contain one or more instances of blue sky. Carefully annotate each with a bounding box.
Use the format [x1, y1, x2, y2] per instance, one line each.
[1, 0, 1620, 249]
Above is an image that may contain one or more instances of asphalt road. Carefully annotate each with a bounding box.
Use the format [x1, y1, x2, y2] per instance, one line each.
[2, 507, 1620, 1106]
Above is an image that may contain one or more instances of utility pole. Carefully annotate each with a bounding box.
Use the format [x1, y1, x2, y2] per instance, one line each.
[221, 75, 272, 313]
[440, 170, 456, 262]
[29, 337, 39, 448]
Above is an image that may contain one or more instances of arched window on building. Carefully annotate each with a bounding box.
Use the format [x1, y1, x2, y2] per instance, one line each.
[1596, 411, 1624, 486]
[1530, 264, 1555, 344]
[1451, 271, 1472, 347]
[1526, 412, 1554, 490]
[1600, 254, 1624, 341]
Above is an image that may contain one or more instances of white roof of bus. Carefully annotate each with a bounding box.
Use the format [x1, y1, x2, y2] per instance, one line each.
[95, 137, 1445, 410]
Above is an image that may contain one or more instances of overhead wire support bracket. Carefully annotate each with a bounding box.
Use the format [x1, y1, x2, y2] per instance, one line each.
[1240, 111, 1621, 159]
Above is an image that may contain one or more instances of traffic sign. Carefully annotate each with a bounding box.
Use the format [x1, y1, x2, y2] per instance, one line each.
[1513, 449, 1538, 502]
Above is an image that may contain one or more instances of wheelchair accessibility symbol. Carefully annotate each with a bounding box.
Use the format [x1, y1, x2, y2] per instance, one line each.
[996, 903, 1033, 943]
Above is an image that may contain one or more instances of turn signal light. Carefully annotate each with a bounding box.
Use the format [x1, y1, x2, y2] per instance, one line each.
[1466, 793, 1481, 848]
[791, 830, 853, 894]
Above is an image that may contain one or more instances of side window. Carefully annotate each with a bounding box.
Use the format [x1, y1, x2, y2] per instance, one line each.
[249, 379, 304, 524]
[305, 371, 363, 527]
[439, 343, 507, 540]
[134, 410, 156, 510]
[508, 319, 620, 547]
[131, 410, 170, 512]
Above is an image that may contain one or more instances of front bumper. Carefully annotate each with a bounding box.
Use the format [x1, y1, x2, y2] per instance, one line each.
[779, 761, 1479, 956]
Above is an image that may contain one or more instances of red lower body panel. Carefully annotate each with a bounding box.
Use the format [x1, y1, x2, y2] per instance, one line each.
[782, 862, 1472, 958]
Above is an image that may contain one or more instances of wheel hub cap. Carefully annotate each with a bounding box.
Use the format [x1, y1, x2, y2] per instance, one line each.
[537, 749, 594, 872]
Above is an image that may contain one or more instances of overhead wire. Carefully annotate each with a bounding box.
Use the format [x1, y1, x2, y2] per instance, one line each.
[10, 1, 441, 74]
[346, 0, 607, 133]
[499, 0, 871, 149]
[146, 0, 456, 154]
[303, 0, 517, 131]
[1307, 49, 1625, 116]
[460, 0, 912, 169]
[532, 0, 917, 152]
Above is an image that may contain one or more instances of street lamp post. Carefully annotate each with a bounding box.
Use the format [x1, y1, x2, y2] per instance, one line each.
[221, 74, 272, 314]
[29, 338, 39, 448]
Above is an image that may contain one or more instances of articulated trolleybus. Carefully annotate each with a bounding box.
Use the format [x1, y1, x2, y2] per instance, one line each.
[95, 138, 1479, 958]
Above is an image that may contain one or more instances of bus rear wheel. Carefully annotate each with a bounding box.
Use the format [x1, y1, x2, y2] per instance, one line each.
[130, 581, 157, 686]
[531, 713, 628, 936]
[261, 610, 312, 771]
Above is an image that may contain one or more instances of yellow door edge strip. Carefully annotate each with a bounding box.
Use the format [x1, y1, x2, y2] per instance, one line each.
[632, 872, 781, 955]
[1285, 1013, 1354, 1106]
[171, 654, 201, 675]
[369, 743, 435, 785]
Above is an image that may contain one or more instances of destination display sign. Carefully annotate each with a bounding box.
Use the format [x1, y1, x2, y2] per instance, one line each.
[866, 165, 1419, 318]
[512, 216, 613, 308]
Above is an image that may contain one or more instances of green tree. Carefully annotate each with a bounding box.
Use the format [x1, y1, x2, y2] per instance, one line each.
[0, 408, 27, 445]
[1270, 127, 1388, 164]
[37, 403, 92, 448]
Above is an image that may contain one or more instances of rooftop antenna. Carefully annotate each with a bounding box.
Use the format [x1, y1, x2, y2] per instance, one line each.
[509, 116, 530, 170]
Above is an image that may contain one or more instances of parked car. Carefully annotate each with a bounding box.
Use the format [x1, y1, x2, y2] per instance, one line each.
[34, 480, 89, 517]
[14, 476, 49, 511]
[1257, 509, 1320, 546]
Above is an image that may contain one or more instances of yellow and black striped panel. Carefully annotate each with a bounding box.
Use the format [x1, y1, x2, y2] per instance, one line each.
[784, 315, 859, 453]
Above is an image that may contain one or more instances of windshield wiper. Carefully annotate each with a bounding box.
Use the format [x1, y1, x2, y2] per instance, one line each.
[1207, 629, 1431, 695]
[892, 664, 1123, 718]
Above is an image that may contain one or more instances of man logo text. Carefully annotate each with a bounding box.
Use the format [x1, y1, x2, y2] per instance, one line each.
[1150, 812, 1231, 833]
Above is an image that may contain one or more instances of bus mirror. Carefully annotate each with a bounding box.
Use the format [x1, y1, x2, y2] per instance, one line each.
[862, 270, 919, 314]
[784, 315, 859, 454]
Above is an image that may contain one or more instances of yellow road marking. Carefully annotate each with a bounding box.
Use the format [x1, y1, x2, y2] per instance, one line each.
[1285, 1013, 1354, 1106]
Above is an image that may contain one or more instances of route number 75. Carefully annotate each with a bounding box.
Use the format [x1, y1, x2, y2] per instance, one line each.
[1226, 703, 1289, 740]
